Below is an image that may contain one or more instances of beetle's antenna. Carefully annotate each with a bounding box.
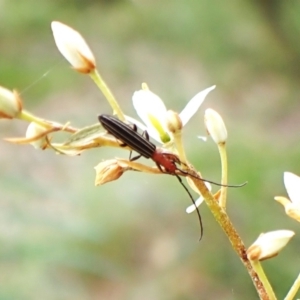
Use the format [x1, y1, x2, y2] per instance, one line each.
[175, 174, 203, 241]
[176, 167, 247, 188]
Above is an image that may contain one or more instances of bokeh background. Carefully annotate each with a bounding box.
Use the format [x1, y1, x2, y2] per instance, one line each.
[1, 1, 300, 299]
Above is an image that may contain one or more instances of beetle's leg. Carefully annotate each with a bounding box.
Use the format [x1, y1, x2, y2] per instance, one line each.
[130, 153, 142, 161]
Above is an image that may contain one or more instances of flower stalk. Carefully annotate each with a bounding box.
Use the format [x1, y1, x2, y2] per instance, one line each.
[18, 110, 77, 133]
[89, 69, 125, 121]
[218, 142, 228, 209]
[204, 108, 228, 208]
[285, 273, 300, 300]
[250, 260, 276, 300]
[188, 171, 271, 300]
[165, 110, 187, 164]
[172, 129, 187, 164]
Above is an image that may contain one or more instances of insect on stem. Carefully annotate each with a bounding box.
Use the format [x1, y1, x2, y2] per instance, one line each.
[98, 114, 246, 239]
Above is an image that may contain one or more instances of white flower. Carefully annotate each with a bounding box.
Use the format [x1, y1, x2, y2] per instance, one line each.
[275, 172, 300, 222]
[246, 230, 295, 261]
[0, 86, 22, 119]
[204, 108, 227, 144]
[51, 21, 96, 73]
[132, 84, 216, 144]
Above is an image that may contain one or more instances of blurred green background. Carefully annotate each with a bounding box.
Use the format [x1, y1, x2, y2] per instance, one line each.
[1, 1, 300, 299]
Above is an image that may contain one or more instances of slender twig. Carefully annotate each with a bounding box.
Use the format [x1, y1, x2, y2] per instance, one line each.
[218, 142, 228, 209]
[188, 170, 273, 300]
[89, 69, 125, 121]
[284, 273, 300, 300]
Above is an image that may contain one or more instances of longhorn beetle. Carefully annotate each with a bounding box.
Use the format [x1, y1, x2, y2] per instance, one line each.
[98, 114, 245, 239]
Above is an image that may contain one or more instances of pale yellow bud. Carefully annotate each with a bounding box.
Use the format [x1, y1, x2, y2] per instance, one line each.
[0, 86, 22, 119]
[246, 230, 295, 261]
[25, 122, 48, 149]
[165, 110, 182, 134]
[94, 159, 124, 186]
[51, 21, 96, 74]
[204, 108, 227, 144]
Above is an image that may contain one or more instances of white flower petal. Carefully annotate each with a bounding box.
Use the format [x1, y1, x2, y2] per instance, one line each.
[179, 85, 216, 126]
[124, 115, 163, 143]
[284, 172, 300, 205]
[132, 89, 167, 123]
[186, 196, 204, 213]
[124, 115, 147, 132]
[132, 89, 169, 142]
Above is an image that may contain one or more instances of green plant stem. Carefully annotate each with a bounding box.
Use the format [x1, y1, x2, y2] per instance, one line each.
[189, 173, 274, 300]
[18, 110, 53, 128]
[251, 260, 277, 300]
[18, 110, 77, 133]
[284, 272, 300, 300]
[218, 142, 228, 209]
[113, 158, 275, 300]
[90, 69, 125, 121]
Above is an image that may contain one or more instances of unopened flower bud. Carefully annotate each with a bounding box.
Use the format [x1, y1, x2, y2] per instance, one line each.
[246, 230, 295, 261]
[51, 21, 96, 74]
[0, 86, 22, 119]
[25, 122, 48, 149]
[166, 110, 182, 134]
[204, 109, 227, 144]
[94, 159, 124, 186]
